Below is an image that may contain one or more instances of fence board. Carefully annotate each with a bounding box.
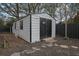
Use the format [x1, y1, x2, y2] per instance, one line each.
[56, 24, 79, 39]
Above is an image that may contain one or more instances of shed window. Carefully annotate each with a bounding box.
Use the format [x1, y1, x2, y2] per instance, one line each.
[20, 20, 23, 30]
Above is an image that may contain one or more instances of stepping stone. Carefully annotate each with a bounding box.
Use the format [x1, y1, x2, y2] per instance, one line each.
[59, 45, 68, 48]
[43, 38, 57, 43]
[11, 52, 20, 56]
[26, 50, 36, 54]
[21, 49, 36, 54]
[32, 47, 40, 51]
[41, 45, 47, 48]
[54, 43, 59, 46]
[71, 46, 78, 49]
[21, 50, 28, 54]
[46, 43, 53, 47]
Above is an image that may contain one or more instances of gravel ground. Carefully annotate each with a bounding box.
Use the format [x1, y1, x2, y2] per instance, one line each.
[0, 33, 79, 56]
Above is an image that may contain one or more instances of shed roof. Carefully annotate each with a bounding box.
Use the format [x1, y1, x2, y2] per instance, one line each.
[14, 13, 54, 23]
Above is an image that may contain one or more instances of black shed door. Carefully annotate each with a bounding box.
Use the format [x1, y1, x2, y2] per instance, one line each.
[40, 18, 52, 39]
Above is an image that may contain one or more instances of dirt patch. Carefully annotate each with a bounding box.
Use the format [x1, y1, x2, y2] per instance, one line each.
[0, 33, 79, 56]
[0, 33, 30, 56]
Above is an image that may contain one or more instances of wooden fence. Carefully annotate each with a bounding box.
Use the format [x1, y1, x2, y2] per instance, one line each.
[0, 28, 10, 32]
[56, 23, 79, 39]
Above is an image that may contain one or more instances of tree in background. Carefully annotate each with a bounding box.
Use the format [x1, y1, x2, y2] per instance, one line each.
[68, 11, 79, 23]
[0, 18, 4, 29]
[0, 3, 19, 20]
[42, 3, 58, 21]
[5, 17, 16, 32]
[67, 4, 79, 24]
[64, 4, 68, 39]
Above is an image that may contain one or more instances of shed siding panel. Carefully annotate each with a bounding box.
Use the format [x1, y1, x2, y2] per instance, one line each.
[12, 16, 30, 42]
[32, 14, 53, 20]
[18, 16, 30, 42]
[31, 17, 40, 43]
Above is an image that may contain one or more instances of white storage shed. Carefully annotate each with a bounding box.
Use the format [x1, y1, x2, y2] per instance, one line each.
[12, 13, 56, 43]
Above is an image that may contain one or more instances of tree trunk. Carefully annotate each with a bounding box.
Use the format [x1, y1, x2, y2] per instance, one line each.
[64, 4, 68, 39]
[28, 4, 31, 14]
[16, 3, 19, 20]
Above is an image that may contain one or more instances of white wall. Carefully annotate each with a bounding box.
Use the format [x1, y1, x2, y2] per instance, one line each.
[12, 15, 31, 42]
[31, 16, 40, 43]
[18, 15, 30, 42]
